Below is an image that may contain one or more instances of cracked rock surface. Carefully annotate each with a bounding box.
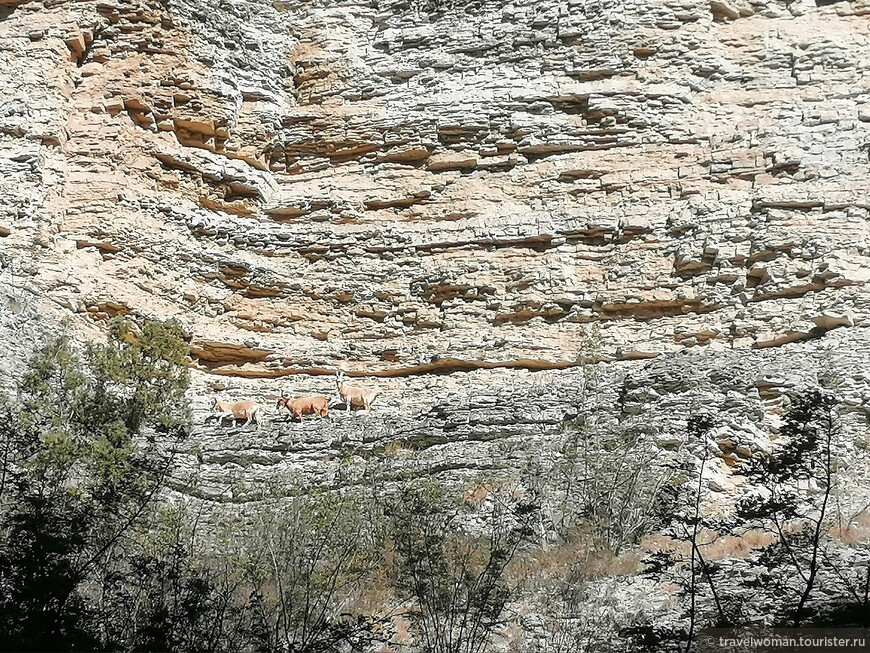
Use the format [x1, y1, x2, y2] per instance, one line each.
[2, 0, 869, 373]
[2, 1, 870, 644]
[0, 0, 868, 496]
[168, 328, 870, 510]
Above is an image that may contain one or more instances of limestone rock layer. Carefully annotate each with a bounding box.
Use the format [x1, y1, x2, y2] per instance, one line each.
[1, 0, 868, 376]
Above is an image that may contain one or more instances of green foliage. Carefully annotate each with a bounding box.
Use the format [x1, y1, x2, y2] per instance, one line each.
[89, 502, 263, 653]
[386, 479, 536, 653]
[546, 419, 677, 555]
[242, 492, 385, 652]
[0, 319, 191, 651]
[89, 317, 191, 433]
[380, 0, 486, 18]
[32, 481, 390, 652]
[637, 389, 868, 648]
[734, 389, 858, 626]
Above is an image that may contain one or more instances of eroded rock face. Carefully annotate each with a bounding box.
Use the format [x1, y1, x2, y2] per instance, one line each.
[0, 0, 869, 520]
[1, 0, 868, 379]
[173, 329, 870, 509]
[1, 0, 870, 645]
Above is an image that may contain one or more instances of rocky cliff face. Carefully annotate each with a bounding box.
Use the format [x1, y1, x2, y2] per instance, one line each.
[2, 0, 868, 512]
[2, 0, 868, 375]
[2, 0, 870, 646]
[1, 0, 869, 497]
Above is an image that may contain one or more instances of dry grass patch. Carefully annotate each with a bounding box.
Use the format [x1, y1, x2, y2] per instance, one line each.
[830, 510, 870, 545]
[704, 530, 778, 560]
[509, 533, 643, 592]
[641, 528, 777, 561]
[383, 439, 413, 457]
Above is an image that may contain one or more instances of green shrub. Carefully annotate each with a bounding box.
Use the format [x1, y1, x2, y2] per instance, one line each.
[0, 318, 190, 651]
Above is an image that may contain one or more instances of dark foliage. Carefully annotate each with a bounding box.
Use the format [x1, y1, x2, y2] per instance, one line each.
[0, 319, 190, 652]
[386, 480, 536, 653]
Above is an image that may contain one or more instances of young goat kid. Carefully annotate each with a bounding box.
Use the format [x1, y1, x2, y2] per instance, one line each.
[210, 398, 262, 429]
[334, 371, 379, 413]
[276, 394, 329, 421]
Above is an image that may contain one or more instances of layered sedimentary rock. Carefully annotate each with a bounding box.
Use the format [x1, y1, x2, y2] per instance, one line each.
[1, 0, 869, 495]
[172, 329, 870, 510]
[2, 0, 868, 375]
[2, 0, 870, 644]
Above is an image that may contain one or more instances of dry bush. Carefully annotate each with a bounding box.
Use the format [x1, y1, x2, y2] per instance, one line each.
[531, 417, 679, 556]
[830, 510, 870, 546]
[383, 439, 414, 457]
[207, 491, 389, 653]
[386, 479, 538, 653]
[508, 531, 642, 598]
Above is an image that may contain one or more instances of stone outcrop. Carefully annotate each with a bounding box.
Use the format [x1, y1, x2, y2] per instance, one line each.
[2, 0, 870, 645]
[171, 328, 870, 509]
[1, 0, 868, 380]
[1, 0, 869, 514]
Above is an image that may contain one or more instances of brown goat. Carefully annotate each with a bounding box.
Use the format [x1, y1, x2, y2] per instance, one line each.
[276, 394, 329, 421]
[211, 398, 262, 428]
[335, 371, 379, 413]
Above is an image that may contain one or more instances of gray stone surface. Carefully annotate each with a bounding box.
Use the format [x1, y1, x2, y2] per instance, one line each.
[0, 0, 868, 376]
[172, 326, 870, 508]
[1, 0, 869, 645]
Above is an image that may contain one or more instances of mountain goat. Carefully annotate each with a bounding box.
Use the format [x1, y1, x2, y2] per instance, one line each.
[210, 398, 262, 429]
[334, 371, 379, 413]
[276, 394, 329, 421]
